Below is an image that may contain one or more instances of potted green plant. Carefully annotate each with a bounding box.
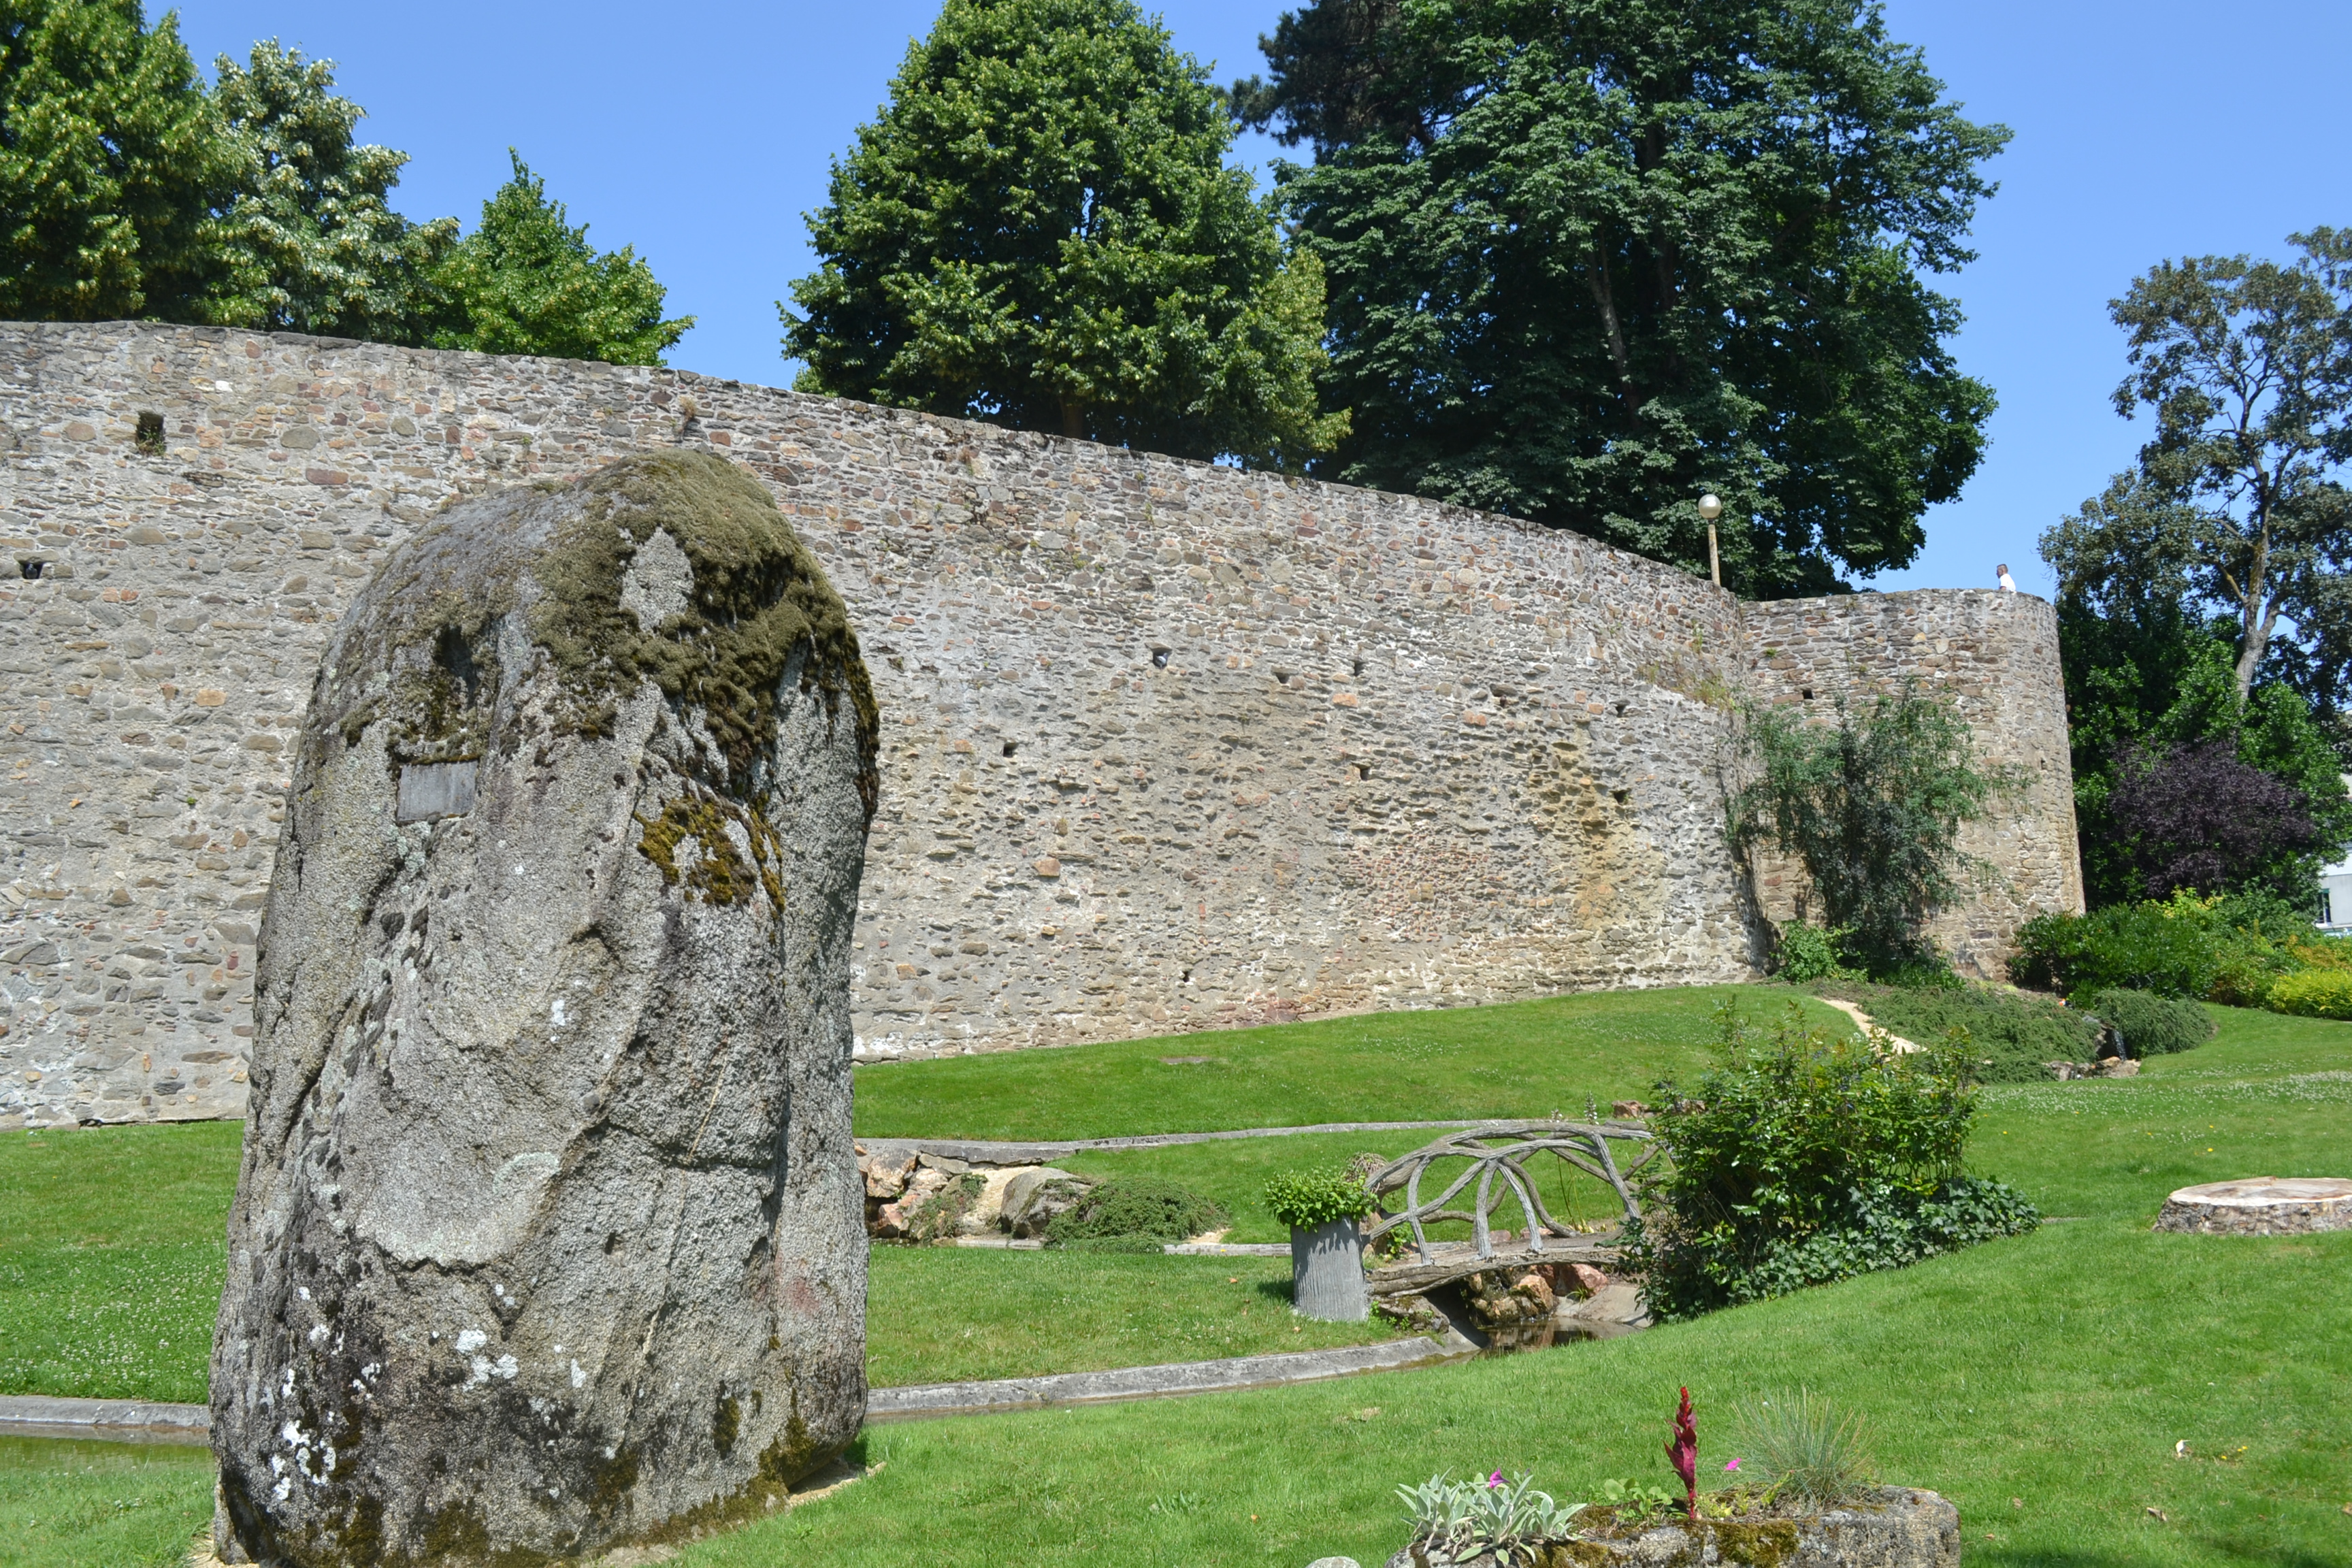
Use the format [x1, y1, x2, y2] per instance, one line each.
[1264, 1165, 1376, 1321]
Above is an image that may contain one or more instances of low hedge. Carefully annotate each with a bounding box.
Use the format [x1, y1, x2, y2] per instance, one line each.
[1820, 981, 2097, 1083]
[2012, 892, 2352, 1018]
[2265, 968, 2352, 1021]
[2074, 987, 2216, 1056]
[1044, 1177, 1227, 1246]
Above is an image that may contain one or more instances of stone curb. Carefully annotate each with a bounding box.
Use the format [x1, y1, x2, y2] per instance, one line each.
[7, 1335, 1481, 1445]
[860, 1120, 1484, 1166]
[864, 1330, 1475, 1421]
[0, 1393, 210, 1444]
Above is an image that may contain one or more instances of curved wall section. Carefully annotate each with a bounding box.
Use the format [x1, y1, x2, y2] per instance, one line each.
[0, 324, 2071, 1128]
[1742, 591, 2085, 975]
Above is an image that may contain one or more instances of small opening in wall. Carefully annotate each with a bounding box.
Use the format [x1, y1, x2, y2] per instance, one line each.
[135, 410, 165, 454]
[1612, 788, 1631, 805]
[18, 559, 42, 580]
[1352, 656, 1366, 677]
[1002, 741, 1017, 758]
[1149, 646, 1171, 668]
[1614, 700, 1627, 716]
[1801, 688, 1814, 701]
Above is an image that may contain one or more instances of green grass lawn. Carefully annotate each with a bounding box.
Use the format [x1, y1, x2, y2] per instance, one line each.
[0, 1132, 1405, 1405]
[852, 983, 1856, 1139]
[4, 993, 2349, 1567]
[865, 1250, 1405, 1387]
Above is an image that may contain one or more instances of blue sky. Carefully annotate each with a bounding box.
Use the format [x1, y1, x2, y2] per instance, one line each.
[165, 1, 2352, 597]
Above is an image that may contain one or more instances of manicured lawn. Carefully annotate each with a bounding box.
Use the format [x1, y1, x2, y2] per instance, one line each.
[3, 994, 2347, 1567]
[866, 1249, 1406, 1387]
[852, 983, 1857, 1139]
[0, 1121, 242, 1405]
[0, 1437, 212, 1568]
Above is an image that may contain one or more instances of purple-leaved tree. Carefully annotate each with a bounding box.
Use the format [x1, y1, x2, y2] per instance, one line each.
[2107, 740, 2317, 897]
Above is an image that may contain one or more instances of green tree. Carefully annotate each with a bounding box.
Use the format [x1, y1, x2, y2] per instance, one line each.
[427, 152, 691, 365]
[784, 0, 1345, 467]
[1233, 0, 2004, 595]
[0, 0, 236, 321]
[208, 40, 455, 341]
[1731, 684, 2010, 975]
[2040, 480, 2350, 904]
[2071, 231, 2352, 706]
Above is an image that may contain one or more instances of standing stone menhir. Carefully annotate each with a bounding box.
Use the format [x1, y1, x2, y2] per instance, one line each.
[210, 453, 879, 1566]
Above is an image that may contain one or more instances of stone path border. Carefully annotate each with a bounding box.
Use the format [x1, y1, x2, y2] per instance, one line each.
[0, 1393, 210, 1445]
[866, 1330, 1476, 1421]
[860, 1119, 1485, 1166]
[11, 1332, 1481, 1446]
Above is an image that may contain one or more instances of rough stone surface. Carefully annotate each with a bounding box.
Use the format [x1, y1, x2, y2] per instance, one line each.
[1743, 593, 2083, 977]
[208, 455, 879, 1566]
[1383, 1487, 1959, 1567]
[2153, 1177, 2352, 1235]
[0, 323, 2078, 1128]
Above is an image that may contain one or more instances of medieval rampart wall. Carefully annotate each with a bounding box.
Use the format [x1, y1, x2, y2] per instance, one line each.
[1741, 591, 2084, 975]
[0, 323, 2072, 1128]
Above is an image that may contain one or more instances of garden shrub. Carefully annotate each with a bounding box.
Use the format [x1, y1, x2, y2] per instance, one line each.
[1830, 980, 2097, 1081]
[1044, 1177, 1227, 1245]
[2264, 968, 2352, 1021]
[1263, 1164, 1376, 1230]
[2010, 892, 2298, 1000]
[1732, 685, 2015, 975]
[1627, 1002, 2038, 1320]
[2073, 987, 2215, 1056]
[1771, 919, 1852, 983]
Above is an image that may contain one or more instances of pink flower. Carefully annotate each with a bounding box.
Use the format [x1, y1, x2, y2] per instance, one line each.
[1486, 1470, 1505, 1488]
[1724, 1458, 1742, 1473]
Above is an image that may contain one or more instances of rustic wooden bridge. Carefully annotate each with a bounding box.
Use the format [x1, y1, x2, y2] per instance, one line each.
[1360, 1118, 1656, 1294]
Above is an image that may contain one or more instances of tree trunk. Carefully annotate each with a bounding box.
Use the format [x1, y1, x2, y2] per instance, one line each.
[1060, 397, 1086, 440]
[1290, 1218, 1369, 1321]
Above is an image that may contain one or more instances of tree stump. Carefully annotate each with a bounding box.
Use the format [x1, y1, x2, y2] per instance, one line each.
[2153, 1177, 2352, 1235]
[1292, 1218, 1370, 1321]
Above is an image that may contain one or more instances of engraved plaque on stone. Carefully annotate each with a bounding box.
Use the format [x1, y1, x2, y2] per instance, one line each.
[394, 759, 478, 822]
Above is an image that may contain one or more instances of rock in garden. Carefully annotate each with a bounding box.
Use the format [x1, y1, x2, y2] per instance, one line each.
[209, 453, 879, 1566]
[1382, 1487, 1960, 1567]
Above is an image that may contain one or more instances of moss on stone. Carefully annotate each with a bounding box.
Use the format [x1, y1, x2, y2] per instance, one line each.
[634, 792, 788, 914]
[530, 451, 879, 810]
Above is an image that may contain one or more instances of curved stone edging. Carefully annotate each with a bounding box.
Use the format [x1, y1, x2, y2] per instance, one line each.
[5, 1332, 1479, 1444]
[860, 1120, 1488, 1166]
[865, 1332, 1475, 1421]
[0, 1393, 210, 1445]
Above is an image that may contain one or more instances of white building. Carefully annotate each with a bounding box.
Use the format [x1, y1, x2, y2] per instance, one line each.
[2324, 774, 2352, 930]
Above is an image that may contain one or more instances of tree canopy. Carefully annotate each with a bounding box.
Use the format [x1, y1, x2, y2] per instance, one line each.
[425, 152, 691, 365]
[1233, 0, 2005, 595]
[0, 10, 687, 364]
[2045, 231, 2352, 710]
[209, 39, 455, 342]
[785, 0, 1345, 467]
[0, 0, 234, 321]
[2041, 231, 2352, 906]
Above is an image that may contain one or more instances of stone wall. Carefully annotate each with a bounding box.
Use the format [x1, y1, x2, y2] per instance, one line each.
[0, 323, 2074, 1129]
[1742, 591, 2085, 975]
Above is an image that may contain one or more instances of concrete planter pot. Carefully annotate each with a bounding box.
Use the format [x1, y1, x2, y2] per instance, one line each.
[1290, 1217, 1369, 1321]
[1382, 1487, 1959, 1568]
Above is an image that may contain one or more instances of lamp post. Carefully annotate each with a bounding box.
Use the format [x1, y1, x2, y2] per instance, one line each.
[1697, 493, 1723, 587]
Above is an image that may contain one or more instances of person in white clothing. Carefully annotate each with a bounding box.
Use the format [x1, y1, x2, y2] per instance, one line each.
[1995, 563, 2017, 592]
